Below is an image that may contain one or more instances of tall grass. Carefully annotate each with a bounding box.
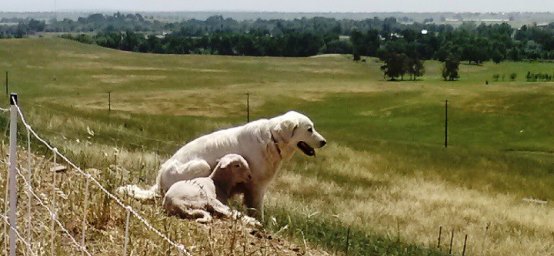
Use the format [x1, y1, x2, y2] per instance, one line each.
[0, 38, 552, 255]
[0, 141, 327, 255]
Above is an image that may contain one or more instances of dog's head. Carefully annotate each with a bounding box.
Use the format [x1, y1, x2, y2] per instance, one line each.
[216, 154, 252, 183]
[271, 111, 327, 157]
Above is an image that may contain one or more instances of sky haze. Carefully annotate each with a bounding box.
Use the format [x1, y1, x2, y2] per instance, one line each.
[2, 0, 554, 13]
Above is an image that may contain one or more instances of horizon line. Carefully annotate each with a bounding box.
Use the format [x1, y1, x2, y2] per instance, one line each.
[1, 10, 554, 14]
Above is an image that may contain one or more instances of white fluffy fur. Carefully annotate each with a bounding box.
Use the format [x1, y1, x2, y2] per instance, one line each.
[118, 111, 326, 219]
[163, 154, 259, 226]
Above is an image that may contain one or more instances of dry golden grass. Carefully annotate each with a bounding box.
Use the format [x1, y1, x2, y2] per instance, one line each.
[267, 144, 554, 256]
[0, 142, 330, 255]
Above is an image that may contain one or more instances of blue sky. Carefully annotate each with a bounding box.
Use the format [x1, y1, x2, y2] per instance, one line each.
[2, 0, 553, 12]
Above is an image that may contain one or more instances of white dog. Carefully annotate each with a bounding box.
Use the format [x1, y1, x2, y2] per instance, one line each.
[119, 111, 326, 218]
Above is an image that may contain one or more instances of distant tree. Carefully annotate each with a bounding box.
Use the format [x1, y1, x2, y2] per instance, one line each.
[380, 52, 409, 80]
[491, 50, 503, 64]
[510, 73, 517, 81]
[407, 58, 425, 80]
[15, 22, 28, 38]
[322, 39, 352, 54]
[27, 19, 46, 32]
[212, 34, 234, 55]
[462, 37, 490, 64]
[435, 41, 458, 62]
[87, 13, 106, 23]
[95, 31, 123, 49]
[350, 29, 364, 54]
[120, 30, 140, 51]
[442, 56, 460, 81]
[353, 51, 361, 61]
[350, 29, 380, 57]
[145, 34, 163, 53]
[492, 74, 500, 81]
[43, 13, 554, 61]
[507, 47, 522, 61]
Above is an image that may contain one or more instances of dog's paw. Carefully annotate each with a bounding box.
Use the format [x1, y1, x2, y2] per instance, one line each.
[241, 215, 262, 228]
[115, 185, 130, 195]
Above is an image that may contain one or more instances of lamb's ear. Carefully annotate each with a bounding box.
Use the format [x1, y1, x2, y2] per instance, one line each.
[217, 157, 232, 169]
[273, 119, 298, 144]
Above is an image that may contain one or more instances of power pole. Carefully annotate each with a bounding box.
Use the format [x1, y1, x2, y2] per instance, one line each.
[444, 99, 448, 148]
[246, 92, 250, 123]
[5, 71, 8, 96]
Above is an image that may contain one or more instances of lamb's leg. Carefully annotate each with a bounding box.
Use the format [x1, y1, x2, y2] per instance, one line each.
[184, 209, 212, 223]
[209, 199, 261, 227]
[208, 198, 233, 217]
[164, 197, 213, 223]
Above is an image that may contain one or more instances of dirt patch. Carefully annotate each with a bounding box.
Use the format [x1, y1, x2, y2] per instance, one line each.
[92, 74, 167, 84]
[176, 67, 229, 73]
[112, 66, 167, 71]
[58, 51, 108, 59]
[309, 54, 342, 58]
[273, 66, 355, 75]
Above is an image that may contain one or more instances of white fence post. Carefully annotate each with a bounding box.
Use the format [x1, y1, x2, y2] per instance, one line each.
[8, 93, 18, 256]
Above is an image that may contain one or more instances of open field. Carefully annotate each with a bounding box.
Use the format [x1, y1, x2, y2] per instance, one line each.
[0, 38, 553, 255]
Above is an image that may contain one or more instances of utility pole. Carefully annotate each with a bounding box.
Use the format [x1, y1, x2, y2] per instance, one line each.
[5, 71, 8, 96]
[246, 92, 250, 123]
[444, 99, 448, 148]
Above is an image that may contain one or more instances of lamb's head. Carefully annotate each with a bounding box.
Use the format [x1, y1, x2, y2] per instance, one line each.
[214, 154, 251, 185]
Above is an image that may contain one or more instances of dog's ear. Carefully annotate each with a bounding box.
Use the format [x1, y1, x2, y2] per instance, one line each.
[273, 119, 298, 143]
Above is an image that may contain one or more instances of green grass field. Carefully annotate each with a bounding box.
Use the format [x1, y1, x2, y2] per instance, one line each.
[0, 38, 553, 255]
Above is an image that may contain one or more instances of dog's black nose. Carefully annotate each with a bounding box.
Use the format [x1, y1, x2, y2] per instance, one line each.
[320, 140, 327, 147]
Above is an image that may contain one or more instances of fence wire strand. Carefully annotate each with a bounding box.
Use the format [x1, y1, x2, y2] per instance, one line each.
[15, 166, 92, 256]
[0, 212, 35, 256]
[11, 100, 191, 256]
[25, 126, 32, 255]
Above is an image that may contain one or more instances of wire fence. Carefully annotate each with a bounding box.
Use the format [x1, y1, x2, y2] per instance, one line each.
[1, 95, 191, 256]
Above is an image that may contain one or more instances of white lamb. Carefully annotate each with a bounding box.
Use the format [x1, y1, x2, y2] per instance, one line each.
[163, 154, 260, 226]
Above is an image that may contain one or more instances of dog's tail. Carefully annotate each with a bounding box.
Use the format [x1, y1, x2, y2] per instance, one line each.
[116, 184, 159, 200]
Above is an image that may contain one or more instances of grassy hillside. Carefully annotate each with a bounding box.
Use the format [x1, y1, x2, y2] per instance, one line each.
[0, 38, 552, 255]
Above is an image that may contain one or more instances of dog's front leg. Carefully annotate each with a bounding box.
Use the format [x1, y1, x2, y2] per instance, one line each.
[244, 188, 266, 221]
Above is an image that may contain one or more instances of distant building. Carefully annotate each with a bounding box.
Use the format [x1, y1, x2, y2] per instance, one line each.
[390, 33, 403, 39]
[480, 19, 510, 22]
[155, 31, 170, 39]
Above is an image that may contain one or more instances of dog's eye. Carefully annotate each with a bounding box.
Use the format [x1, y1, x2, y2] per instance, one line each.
[234, 164, 240, 168]
[308, 128, 313, 133]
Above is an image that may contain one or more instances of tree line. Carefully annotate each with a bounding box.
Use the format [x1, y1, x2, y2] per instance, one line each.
[4, 13, 554, 62]
[61, 30, 331, 57]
